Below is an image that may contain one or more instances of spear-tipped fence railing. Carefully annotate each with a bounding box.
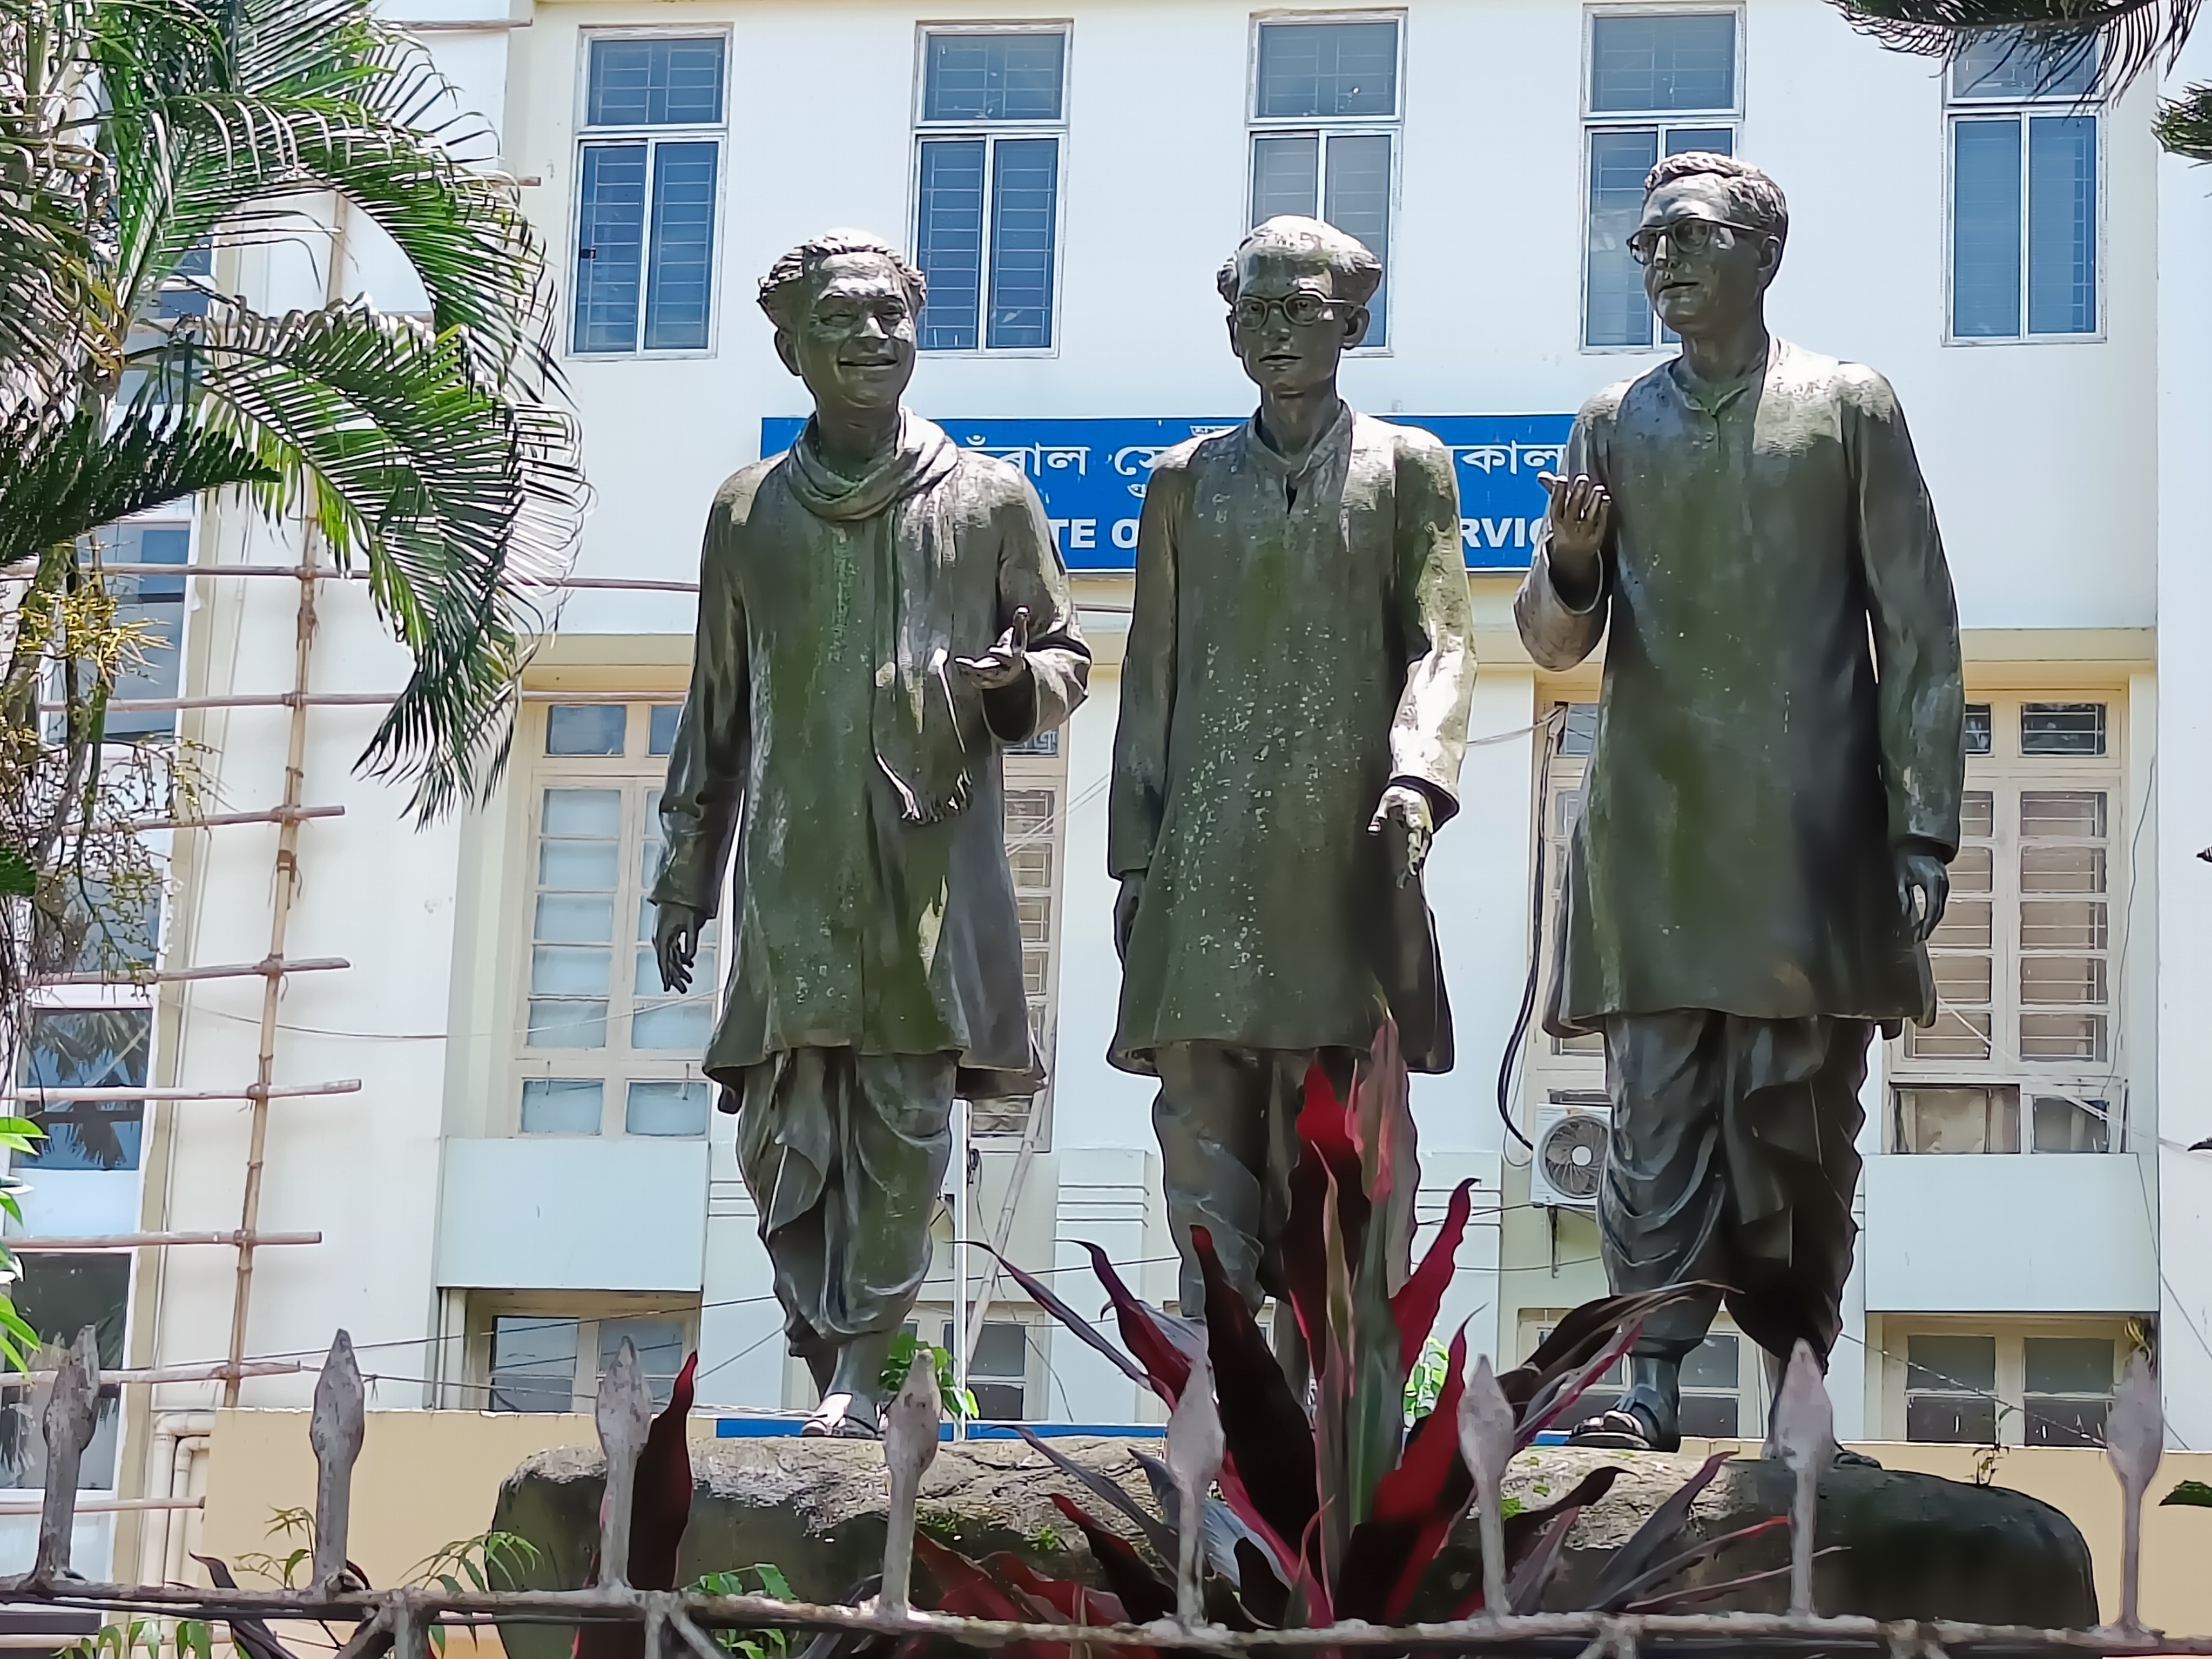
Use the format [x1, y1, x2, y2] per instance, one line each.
[3, 1331, 2199, 1658]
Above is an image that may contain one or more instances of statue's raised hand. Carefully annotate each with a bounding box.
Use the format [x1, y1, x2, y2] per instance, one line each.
[955, 605, 1031, 691]
[655, 902, 702, 994]
[1895, 840, 1951, 942]
[1539, 471, 1611, 606]
[1368, 783, 1434, 887]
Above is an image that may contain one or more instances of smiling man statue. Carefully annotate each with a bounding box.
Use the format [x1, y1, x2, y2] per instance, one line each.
[1519, 155, 1964, 1453]
[1110, 217, 1476, 1352]
[651, 231, 1089, 1438]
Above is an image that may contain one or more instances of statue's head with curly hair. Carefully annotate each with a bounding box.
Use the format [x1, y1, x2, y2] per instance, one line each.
[1634, 152, 1787, 340]
[1216, 216, 1381, 397]
[757, 230, 927, 414]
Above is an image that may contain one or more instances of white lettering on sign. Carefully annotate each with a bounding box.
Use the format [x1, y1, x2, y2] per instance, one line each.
[1067, 519, 1096, 550]
[1112, 518, 1139, 549]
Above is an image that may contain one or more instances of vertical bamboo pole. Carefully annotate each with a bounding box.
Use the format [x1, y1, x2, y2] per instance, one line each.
[223, 196, 345, 1405]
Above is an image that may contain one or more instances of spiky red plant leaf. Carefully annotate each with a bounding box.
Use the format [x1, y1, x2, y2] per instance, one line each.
[574, 1353, 697, 1659]
[1047, 1494, 1176, 1622]
[986, 1551, 1134, 1628]
[1080, 1242, 1191, 1402]
[1192, 1226, 1317, 1572]
[1283, 1062, 1370, 1361]
[1390, 1180, 1474, 1377]
[984, 1248, 1152, 1394]
[1333, 1326, 1471, 1622]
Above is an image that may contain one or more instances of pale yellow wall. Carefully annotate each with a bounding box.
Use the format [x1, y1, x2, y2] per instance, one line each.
[194, 1410, 2212, 1636]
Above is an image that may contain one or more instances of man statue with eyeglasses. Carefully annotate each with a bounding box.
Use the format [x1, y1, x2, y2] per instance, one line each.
[651, 231, 1089, 1439]
[1519, 154, 1964, 1453]
[1109, 217, 1475, 1350]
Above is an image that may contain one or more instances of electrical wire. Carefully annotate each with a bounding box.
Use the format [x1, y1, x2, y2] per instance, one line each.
[1495, 705, 1567, 1154]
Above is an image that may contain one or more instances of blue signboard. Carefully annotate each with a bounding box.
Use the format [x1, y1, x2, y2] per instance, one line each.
[759, 414, 1573, 572]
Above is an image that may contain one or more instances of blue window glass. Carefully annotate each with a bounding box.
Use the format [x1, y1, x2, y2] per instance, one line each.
[2028, 114, 2096, 334]
[1586, 127, 1658, 348]
[1251, 134, 1319, 222]
[1324, 132, 1391, 344]
[1255, 21, 1399, 119]
[97, 523, 188, 739]
[19, 1010, 149, 1172]
[644, 140, 717, 350]
[987, 138, 1058, 349]
[547, 704, 628, 756]
[521, 1079, 604, 1135]
[1952, 32, 2095, 100]
[586, 37, 725, 126]
[574, 143, 647, 353]
[1953, 118, 2023, 338]
[1590, 14, 1736, 113]
[925, 32, 1064, 122]
[917, 139, 986, 350]
[648, 705, 681, 756]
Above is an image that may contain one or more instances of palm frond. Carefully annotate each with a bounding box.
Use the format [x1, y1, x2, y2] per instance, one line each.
[185, 301, 583, 818]
[2157, 79, 2212, 153]
[0, 401, 272, 568]
[93, 0, 556, 388]
[1823, 0, 2199, 97]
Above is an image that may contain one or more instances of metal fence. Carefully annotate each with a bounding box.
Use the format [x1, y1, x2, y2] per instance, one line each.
[8, 1330, 2206, 1659]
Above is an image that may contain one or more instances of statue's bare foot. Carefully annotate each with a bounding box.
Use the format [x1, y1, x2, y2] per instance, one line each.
[801, 1392, 882, 1439]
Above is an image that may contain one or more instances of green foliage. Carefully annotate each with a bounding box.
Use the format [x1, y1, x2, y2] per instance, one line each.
[1403, 1334, 1450, 1426]
[59, 1618, 214, 1659]
[879, 1332, 977, 1420]
[689, 1566, 795, 1659]
[410, 1530, 541, 1654]
[2162, 1478, 2212, 1508]
[233, 1502, 318, 1586]
[1031, 1522, 1062, 1554]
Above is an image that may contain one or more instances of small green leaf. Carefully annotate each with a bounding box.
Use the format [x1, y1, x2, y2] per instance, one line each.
[2162, 1478, 2212, 1507]
[0, 847, 39, 898]
[753, 1563, 793, 1600]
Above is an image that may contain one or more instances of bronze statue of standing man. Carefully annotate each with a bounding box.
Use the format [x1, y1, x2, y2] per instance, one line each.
[653, 232, 1089, 1438]
[1110, 218, 1475, 1339]
[1518, 155, 1964, 1452]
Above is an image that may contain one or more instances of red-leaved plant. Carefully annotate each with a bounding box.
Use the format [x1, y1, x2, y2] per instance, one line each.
[894, 1020, 1787, 1643]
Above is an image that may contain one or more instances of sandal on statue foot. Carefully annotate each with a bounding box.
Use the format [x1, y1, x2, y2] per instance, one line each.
[801, 1393, 882, 1440]
[1567, 1407, 1663, 1450]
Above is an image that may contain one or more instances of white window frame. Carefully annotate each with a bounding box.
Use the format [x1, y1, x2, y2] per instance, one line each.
[909, 20, 1073, 359]
[1578, 3, 1745, 354]
[568, 25, 732, 362]
[466, 1291, 702, 1412]
[992, 733, 1069, 1148]
[1887, 691, 2126, 1153]
[1878, 1317, 2133, 1447]
[510, 700, 720, 1141]
[1243, 8, 1405, 355]
[1941, 47, 2107, 347]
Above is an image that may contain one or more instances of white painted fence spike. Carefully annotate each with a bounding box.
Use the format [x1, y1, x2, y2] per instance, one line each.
[1772, 1341, 1833, 1617]
[1165, 1350, 1226, 1625]
[2106, 1348, 2163, 1636]
[595, 1337, 653, 1590]
[880, 1346, 942, 1614]
[1458, 1353, 1516, 1617]
[309, 1328, 366, 1594]
[31, 1326, 100, 1585]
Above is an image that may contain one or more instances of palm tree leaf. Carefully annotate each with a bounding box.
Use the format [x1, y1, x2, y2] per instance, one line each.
[1823, 0, 2197, 97]
[2157, 81, 2212, 154]
[92, 0, 555, 387]
[185, 300, 583, 818]
[0, 402, 272, 569]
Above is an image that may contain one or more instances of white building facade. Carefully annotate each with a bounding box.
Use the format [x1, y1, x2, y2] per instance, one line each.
[17, 0, 2211, 1579]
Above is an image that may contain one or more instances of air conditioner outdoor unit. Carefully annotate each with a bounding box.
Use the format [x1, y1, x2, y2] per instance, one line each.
[1530, 1095, 1610, 1210]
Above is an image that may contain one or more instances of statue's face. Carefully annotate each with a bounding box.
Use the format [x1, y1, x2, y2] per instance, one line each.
[1637, 177, 1779, 336]
[1225, 251, 1367, 399]
[775, 253, 918, 413]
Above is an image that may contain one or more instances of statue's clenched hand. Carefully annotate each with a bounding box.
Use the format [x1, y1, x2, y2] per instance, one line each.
[1538, 471, 1611, 605]
[1895, 840, 1951, 943]
[1114, 874, 1144, 962]
[1368, 783, 1435, 887]
[655, 902, 702, 994]
[954, 605, 1031, 691]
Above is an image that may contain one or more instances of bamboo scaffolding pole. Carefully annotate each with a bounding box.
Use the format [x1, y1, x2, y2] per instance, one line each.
[36, 956, 347, 988]
[9, 1231, 320, 1251]
[124, 805, 344, 833]
[0, 1082, 360, 1103]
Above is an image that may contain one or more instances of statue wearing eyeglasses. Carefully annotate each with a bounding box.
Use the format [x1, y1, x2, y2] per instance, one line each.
[1109, 217, 1476, 1351]
[1519, 155, 1965, 1453]
[652, 231, 1089, 1438]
